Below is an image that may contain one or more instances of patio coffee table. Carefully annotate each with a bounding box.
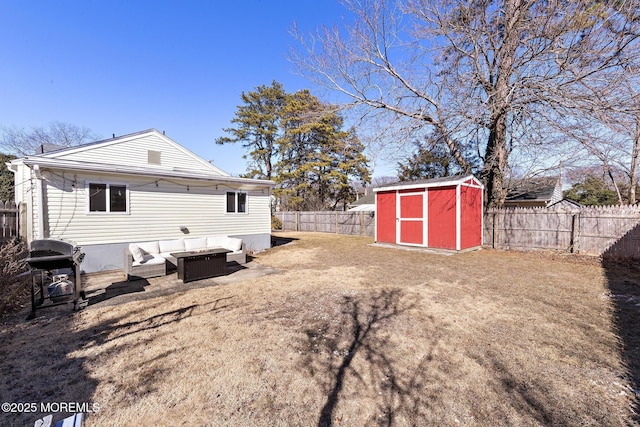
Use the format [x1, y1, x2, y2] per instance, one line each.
[170, 248, 232, 283]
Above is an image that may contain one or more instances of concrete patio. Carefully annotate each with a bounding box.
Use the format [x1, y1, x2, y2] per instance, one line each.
[79, 260, 280, 309]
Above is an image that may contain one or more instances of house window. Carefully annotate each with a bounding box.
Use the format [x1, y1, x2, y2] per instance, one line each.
[226, 191, 247, 213]
[88, 182, 128, 213]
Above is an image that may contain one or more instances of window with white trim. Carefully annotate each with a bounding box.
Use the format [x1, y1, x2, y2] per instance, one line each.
[226, 191, 247, 213]
[88, 182, 129, 213]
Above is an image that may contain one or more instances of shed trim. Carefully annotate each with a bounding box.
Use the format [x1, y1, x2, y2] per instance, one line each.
[374, 174, 483, 192]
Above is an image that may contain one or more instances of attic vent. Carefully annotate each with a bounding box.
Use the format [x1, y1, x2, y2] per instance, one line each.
[148, 150, 161, 165]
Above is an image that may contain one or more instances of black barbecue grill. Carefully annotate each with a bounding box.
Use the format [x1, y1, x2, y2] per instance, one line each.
[26, 239, 87, 319]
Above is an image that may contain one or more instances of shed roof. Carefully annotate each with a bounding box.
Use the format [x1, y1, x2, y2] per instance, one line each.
[373, 174, 482, 192]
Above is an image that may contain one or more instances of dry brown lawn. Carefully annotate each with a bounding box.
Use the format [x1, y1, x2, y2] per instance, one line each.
[1, 232, 638, 426]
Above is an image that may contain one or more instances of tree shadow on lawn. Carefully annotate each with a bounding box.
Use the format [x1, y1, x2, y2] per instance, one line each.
[298, 289, 441, 427]
[602, 257, 640, 424]
[0, 296, 233, 426]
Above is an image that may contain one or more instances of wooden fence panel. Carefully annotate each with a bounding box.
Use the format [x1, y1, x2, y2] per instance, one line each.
[299, 212, 316, 232]
[578, 212, 640, 256]
[280, 212, 297, 231]
[337, 212, 359, 235]
[316, 212, 337, 233]
[485, 205, 640, 258]
[0, 201, 20, 243]
[363, 213, 375, 237]
[274, 211, 375, 237]
[495, 210, 573, 251]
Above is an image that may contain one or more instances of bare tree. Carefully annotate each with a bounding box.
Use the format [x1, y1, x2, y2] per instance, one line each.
[551, 66, 640, 204]
[0, 121, 99, 157]
[291, 0, 640, 207]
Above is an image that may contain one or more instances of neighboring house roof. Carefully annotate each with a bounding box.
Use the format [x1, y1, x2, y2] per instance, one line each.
[348, 193, 376, 211]
[350, 193, 375, 206]
[374, 174, 483, 192]
[349, 204, 376, 212]
[504, 176, 562, 206]
[546, 198, 583, 211]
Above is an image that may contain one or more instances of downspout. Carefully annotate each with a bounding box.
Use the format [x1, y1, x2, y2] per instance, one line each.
[33, 164, 46, 239]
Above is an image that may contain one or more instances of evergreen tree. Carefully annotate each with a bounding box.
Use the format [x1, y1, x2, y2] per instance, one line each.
[564, 175, 620, 206]
[274, 90, 370, 210]
[397, 140, 453, 181]
[0, 153, 16, 201]
[397, 130, 479, 181]
[220, 84, 371, 210]
[215, 81, 286, 179]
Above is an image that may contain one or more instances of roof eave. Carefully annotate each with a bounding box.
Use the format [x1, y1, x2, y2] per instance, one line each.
[20, 157, 275, 187]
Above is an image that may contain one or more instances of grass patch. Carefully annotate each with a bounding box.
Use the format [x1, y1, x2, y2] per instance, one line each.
[0, 232, 637, 426]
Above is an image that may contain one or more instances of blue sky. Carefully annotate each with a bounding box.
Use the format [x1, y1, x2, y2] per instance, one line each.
[0, 1, 393, 177]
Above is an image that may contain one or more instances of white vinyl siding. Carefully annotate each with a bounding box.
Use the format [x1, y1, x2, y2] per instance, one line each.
[50, 133, 225, 175]
[42, 171, 271, 245]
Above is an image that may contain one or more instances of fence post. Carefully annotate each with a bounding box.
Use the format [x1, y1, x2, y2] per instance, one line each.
[492, 211, 499, 249]
[335, 212, 338, 234]
[295, 212, 300, 231]
[570, 213, 580, 253]
[360, 211, 364, 236]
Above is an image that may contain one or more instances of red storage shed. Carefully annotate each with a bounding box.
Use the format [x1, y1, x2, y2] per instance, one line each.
[374, 175, 484, 251]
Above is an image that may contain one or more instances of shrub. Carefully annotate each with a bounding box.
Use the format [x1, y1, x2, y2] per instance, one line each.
[0, 238, 29, 316]
[271, 214, 283, 230]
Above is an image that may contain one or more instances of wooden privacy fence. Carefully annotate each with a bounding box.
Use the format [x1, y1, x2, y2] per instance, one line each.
[485, 205, 640, 258]
[278, 205, 640, 258]
[275, 211, 375, 237]
[0, 200, 20, 243]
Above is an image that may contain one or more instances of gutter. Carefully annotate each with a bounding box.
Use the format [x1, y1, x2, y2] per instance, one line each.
[20, 157, 275, 188]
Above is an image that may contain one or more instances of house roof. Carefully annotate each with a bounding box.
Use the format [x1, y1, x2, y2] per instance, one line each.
[37, 128, 162, 155]
[11, 129, 275, 189]
[505, 176, 560, 203]
[350, 193, 375, 206]
[36, 128, 229, 176]
[546, 198, 583, 210]
[373, 174, 483, 192]
[347, 193, 376, 211]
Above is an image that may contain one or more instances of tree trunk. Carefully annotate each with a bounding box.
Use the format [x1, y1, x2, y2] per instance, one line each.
[483, 118, 508, 208]
[629, 116, 640, 204]
[481, 0, 523, 208]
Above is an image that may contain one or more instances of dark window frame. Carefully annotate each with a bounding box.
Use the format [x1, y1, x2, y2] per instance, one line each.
[87, 182, 129, 214]
[226, 191, 248, 214]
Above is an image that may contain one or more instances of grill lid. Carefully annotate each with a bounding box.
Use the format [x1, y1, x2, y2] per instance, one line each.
[26, 239, 84, 270]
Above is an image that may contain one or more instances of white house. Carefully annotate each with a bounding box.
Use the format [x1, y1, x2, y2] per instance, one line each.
[8, 129, 275, 273]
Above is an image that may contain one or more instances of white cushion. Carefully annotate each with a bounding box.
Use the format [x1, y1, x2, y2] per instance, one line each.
[158, 239, 185, 253]
[224, 237, 243, 252]
[129, 244, 145, 263]
[184, 237, 208, 251]
[137, 241, 160, 254]
[207, 236, 226, 248]
[132, 254, 164, 267]
[160, 253, 178, 265]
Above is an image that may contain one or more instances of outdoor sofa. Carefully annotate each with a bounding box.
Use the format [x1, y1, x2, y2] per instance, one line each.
[124, 236, 245, 280]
